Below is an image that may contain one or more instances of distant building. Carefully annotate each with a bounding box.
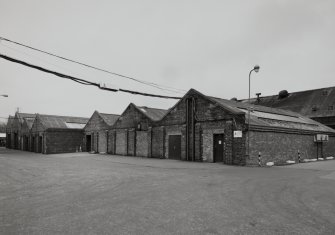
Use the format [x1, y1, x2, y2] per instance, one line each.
[6, 112, 36, 150]
[84, 111, 120, 153]
[30, 114, 88, 154]
[244, 87, 335, 129]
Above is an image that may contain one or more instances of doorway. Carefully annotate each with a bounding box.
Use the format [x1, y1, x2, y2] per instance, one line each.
[168, 135, 181, 160]
[213, 134, 224, 162]
[86, 135, 92, 152]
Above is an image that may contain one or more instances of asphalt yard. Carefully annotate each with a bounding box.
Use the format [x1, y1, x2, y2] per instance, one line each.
[1, 148, 335, 234]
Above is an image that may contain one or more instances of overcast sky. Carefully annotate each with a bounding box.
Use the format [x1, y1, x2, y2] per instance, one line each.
[1, 0, 334, 122]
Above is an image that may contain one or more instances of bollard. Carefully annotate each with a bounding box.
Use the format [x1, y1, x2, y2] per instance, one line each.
[298, 150, 301, 163]
[258, 152, 261, 167]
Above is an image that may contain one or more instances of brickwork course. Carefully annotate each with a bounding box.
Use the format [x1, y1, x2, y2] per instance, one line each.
[84, 111, 120, 153]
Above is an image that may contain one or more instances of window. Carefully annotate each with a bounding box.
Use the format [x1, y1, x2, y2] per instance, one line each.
[65, 122, 86, 129]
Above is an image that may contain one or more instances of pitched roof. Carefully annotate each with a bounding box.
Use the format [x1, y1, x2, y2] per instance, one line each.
[6, 115, 14, 128]
[38, 114, 89, 130]
[16, 113, 36, 122]
[99, 113, 120, 126]
[162, 88, 335, 134]
[242, 86, 335, 118]
[209, 95, 335, 133]
[135, 105, 169, 121]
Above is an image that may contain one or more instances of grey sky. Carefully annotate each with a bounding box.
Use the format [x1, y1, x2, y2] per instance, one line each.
[1, 0, 334, 121]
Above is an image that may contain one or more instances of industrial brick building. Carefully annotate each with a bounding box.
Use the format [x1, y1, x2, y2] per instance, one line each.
[108, 103, 168, 157]
[150, 89, 335, 165]
[84, 111, 120, 153]
[6, 112, 36, 150]
[245, 86, 335, 129]
[30, 114, 88, 154]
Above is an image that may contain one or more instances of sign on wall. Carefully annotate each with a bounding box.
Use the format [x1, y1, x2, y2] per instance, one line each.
[233, 130, 242, 138]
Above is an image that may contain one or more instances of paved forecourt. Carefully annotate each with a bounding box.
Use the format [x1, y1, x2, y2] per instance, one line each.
[1, 148, 335, 234]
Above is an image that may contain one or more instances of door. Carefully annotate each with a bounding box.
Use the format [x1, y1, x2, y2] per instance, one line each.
[168, 135, 181, 160]
[86, 135, 92, 152]
[38, 136, 42, 153]
[213, 134, 224, 162]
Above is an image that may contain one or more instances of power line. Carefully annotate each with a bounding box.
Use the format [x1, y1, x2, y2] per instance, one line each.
[0, 53, 181, 100]
[0, 36, 186, 94]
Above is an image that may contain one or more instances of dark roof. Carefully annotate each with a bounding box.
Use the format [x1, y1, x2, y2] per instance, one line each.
[99, 113, 120, 126]
[135, 105, 169, 121]
[38, 114, 89, 129]
[242, 86, 335, 118]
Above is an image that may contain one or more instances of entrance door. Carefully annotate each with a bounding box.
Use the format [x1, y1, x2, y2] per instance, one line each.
[168, 135, 181, 160]
[213, 134, 224, 162]
[86, 135, 92, 152]
[38, 136, 43, 153]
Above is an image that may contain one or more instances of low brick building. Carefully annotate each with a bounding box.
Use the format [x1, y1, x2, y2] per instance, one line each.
[151, 89, 335, 165]
[245, 86, 335, 129]
[30, 114, 88, 154]
[6, 112, 36, 150]
[84, 111, 120, 153]
[108, 103, 168, 157]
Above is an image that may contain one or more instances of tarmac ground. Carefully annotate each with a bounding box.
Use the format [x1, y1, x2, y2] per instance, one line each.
[1, 148, 335, 234]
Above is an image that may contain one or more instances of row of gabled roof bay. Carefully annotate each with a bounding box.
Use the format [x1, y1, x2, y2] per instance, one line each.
[6, 88, 335, 134]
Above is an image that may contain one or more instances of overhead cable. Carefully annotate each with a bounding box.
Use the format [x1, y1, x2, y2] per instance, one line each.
[0, 53, 181, 99]
[0, 36, 186, 94]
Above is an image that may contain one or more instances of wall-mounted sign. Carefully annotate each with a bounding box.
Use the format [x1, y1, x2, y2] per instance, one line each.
[234, 130, 242, 138]
[314, 134, 329, 142]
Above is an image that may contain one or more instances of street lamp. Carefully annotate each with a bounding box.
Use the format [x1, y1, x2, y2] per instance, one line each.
[1, 94, 8, 97]
[247, 65, 260, 157]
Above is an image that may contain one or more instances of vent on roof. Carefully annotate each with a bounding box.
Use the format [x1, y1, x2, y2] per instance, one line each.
[328, 105, 334, 111]
[230, 97, 238, 101]
[278, 90, 289, 99]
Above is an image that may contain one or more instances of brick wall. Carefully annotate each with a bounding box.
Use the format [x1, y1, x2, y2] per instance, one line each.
[136, 131, 149, 157]
[324, 136, 335, 157]
[115, 130, 127, 155]
[98, 131, 108, 153]
[246, 131, 335, 165]
[151, 127, 164, 158]
[127, 129, 135, 156]
[45, 129, 84, 154]
[107, 131, 116, 154]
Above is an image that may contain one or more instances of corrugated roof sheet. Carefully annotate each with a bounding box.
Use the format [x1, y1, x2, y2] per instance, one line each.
[99, 113, 120, 126]
[243, 86, 335, 118]
[136, 106, 169, 121]
[38, 115, 89, 129]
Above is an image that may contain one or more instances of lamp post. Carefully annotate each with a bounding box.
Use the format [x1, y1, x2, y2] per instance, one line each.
[247, 65, 260, 157]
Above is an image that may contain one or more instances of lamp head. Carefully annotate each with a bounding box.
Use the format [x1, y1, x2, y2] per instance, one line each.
[254, 65, 260, 73]
[1, 94, 8, 97]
